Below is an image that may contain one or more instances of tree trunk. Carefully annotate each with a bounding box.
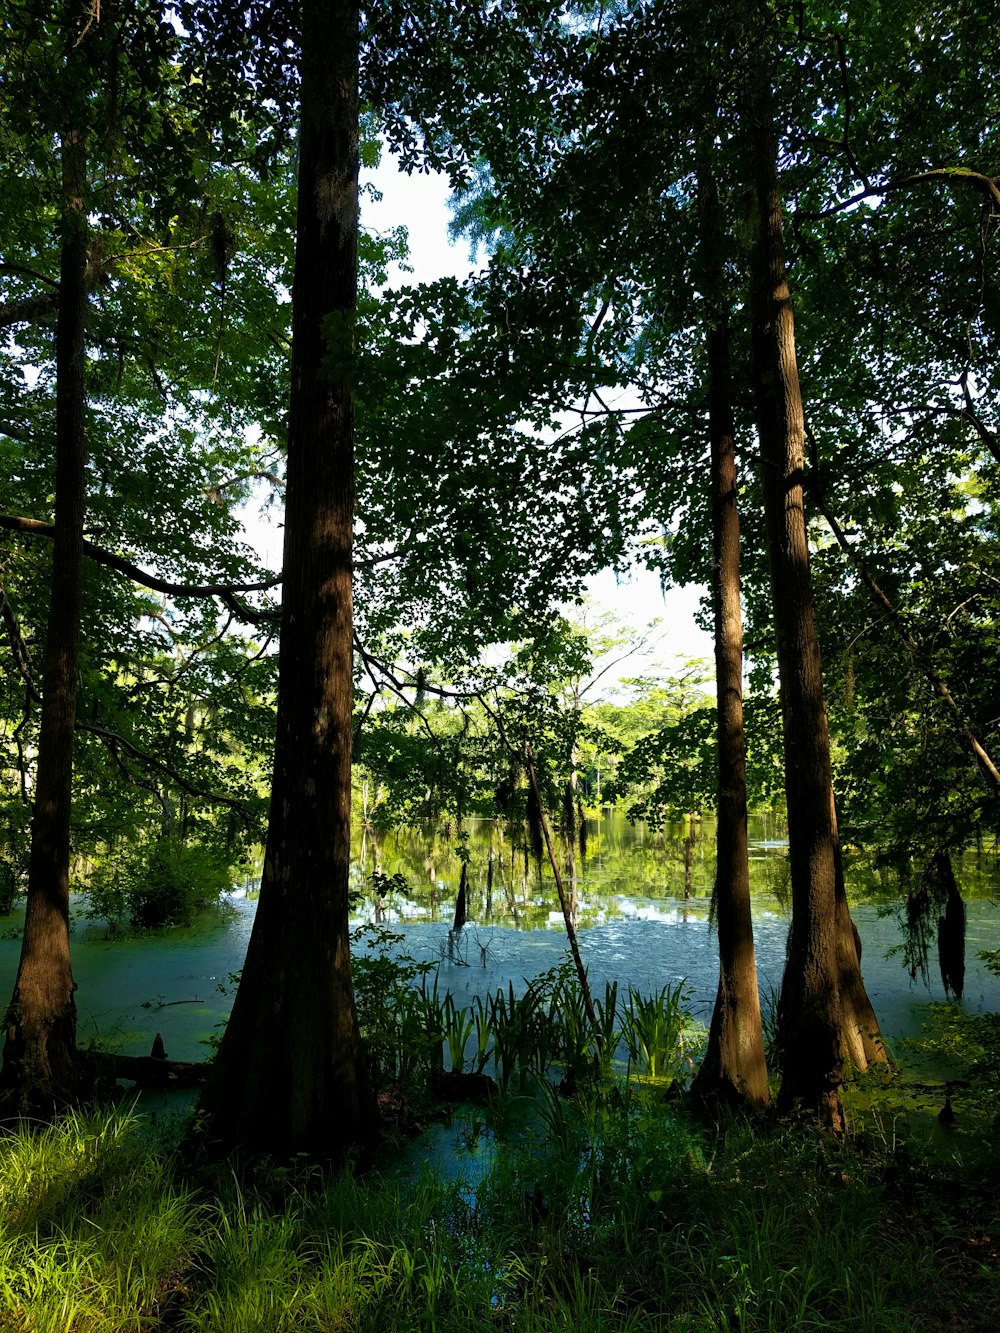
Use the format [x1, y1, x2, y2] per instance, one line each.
[682, 814, 697, 901]
[690, 137, 769, 1112]
[743, 44, 847, 1128]
[834, 838, 889, 1068]
[197, 0, 373, 1160]
[934, 850, 966, 1000]
[1, 125, 88, 1112]
[453, 860, 468, 931]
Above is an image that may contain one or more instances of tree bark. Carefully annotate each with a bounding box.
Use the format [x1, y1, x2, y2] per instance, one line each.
[743, 42, 849, 1128]
[690, 137, 769, 1112]
[197, 0, 374, 1160]
[1, 125, 88, 1111]
[834, 837, 888, 1069]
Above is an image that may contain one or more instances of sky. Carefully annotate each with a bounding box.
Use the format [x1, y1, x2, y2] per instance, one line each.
[245, 150, 714, 697]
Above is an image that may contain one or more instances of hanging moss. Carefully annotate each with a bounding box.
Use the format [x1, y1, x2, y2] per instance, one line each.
[895, 850, 967, 997]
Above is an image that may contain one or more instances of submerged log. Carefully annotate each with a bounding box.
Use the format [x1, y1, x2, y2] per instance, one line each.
[111, 1053, 207, 1088]
[431, 1068, 498, 1105]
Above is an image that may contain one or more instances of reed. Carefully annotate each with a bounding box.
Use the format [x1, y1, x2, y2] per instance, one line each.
[619, 980, 691, 1082]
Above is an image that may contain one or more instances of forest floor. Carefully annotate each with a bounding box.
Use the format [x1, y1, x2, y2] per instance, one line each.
[1, 1065, 999, 1332]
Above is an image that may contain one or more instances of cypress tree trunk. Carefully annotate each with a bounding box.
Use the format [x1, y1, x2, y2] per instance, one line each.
[691, 138, 769, 1111]
[743, 45, 846, 1128]
[935, 850, 965, 1000]
[1, 124, 88, 1111]
[834, 839, 888, 1068]
[198, 0, 373, 1160]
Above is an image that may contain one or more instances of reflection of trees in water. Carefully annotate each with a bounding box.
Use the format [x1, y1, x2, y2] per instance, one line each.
[351, 813, 800, 924]
[845, 843, 1000, 907]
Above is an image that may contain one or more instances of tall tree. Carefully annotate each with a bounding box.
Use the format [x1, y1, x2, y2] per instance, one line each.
[691, 132, 769, 1110]
[198, 0, 374, 1159]
[741, 10, 885, 1124]
[1, 6, 93, 1109]
[1, 1, 285, 1105]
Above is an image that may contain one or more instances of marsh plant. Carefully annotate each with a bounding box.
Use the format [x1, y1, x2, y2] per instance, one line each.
[1, 1087, 997, 1329]
[350, 938, 698, 1103]
[351, 919, 438, 1085]
[619, 980, 693, 1082]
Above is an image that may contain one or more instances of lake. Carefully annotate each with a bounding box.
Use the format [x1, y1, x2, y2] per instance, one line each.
[1, 814, 997, 1071]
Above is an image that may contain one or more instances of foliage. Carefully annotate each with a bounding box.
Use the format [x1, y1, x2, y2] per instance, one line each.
[84, 835, 237, 934]
[351, 877, 439, 1087]
[619, 980, 693, 1082]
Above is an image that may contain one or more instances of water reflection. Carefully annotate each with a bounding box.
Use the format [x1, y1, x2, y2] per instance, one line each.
[0, 813, 997, 1069]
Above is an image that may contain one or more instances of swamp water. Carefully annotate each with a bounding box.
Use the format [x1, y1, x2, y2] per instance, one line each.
[1, 814, 997, 1071]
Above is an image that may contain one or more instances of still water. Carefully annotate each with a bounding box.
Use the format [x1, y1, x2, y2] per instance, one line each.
[1, 816, 997, 1069]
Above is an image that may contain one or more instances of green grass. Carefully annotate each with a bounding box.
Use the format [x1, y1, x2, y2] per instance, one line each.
[0, 1088, 997, 1331]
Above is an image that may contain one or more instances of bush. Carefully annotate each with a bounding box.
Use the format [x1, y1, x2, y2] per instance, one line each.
[86, 837, 235, 932]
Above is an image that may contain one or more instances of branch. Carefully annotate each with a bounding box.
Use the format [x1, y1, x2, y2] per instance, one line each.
[959, 370, 1000, 465]
[0, 583, 40, 706]
[524, 744, 601, 1046]
[0, 262, 59, 288]
[0, 291, 59, 330]
[0, 514, 282, 606]
[799, 167, 1000, 221]
[78, 721, 257, 823]
[805, 425, 1000, 789]
[205, 469, 286, 501]
[0, 420, 32, 444]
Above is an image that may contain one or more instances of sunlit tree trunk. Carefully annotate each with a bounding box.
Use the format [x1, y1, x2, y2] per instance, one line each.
[744, 37, 846, 1128]
[198, 0, 374, 1159]
[1, 124, 88, 1110]
[691, 136, 769, 1111]
[740, 19, 887, 1121]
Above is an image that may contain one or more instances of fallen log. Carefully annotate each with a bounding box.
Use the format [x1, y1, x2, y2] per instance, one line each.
[110, 1053, 208, 1088]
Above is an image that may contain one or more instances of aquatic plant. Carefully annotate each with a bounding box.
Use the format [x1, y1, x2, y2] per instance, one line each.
[487, 980, 546, 1093]
[471, 996, 494, 1074]
[441, 992, 475, 1073]
[620, 980, 691, 1082]
[351, 920, 438, 1084]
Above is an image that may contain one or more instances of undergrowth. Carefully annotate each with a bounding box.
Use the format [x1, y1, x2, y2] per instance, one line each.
[1, 1086, 998, 1331]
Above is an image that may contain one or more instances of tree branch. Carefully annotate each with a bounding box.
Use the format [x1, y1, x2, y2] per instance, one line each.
[0, 261, 59, 288]
[78, 721, 257, 823]
[0, 291, 59, 330]
[799, 167, 1000, 221]
[805, 425, 1000, 789]
[0, 583, 41, 706]
[0, 513, 282, 601]
[205, 469, 287, 501]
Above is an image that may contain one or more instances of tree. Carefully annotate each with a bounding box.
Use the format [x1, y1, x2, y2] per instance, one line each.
[1, 0, 286, 1106]
[773, 0, 999, 1005]
[741, 10, 886, 1125]
[691, 128, 768, 1110]
[197, 0, 374, 1159]
[1, 12, 91, 1108]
